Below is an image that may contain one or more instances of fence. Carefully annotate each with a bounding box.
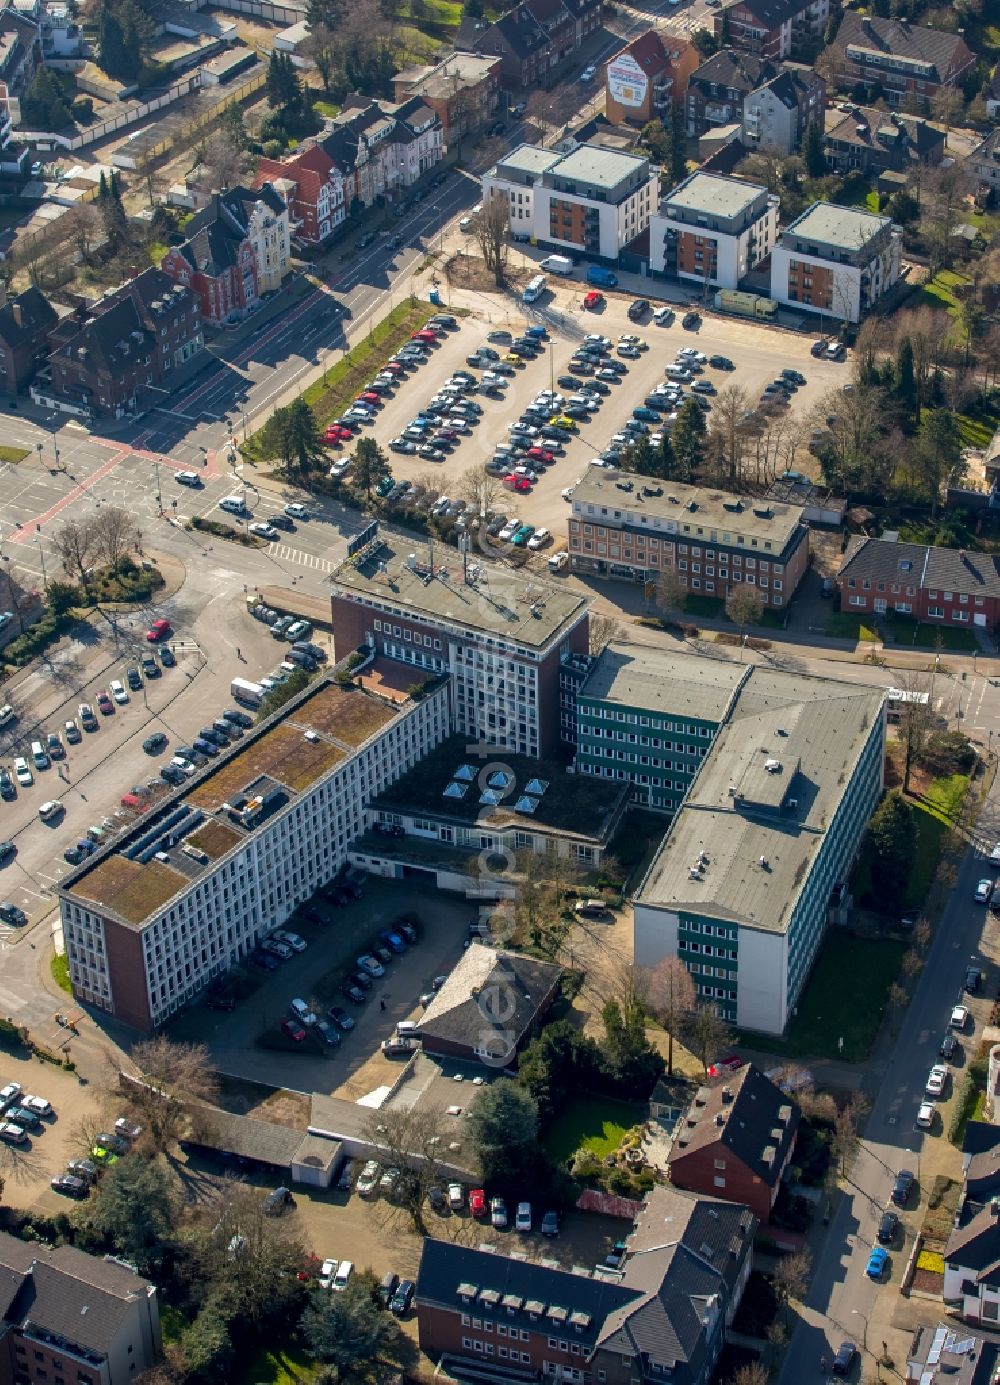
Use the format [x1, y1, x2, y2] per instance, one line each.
[209, 0, 305, 20]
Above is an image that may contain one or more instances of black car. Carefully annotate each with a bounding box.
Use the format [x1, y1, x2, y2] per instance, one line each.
[396, 920, 418, 943]
[940, 1032, 959, 1060]
[965, 966, 982, 992]
[0, 840, 15, 864]
[158, 646, 176, 668]
[832, 1341, 857, 1376]
[142, 732, 168, 754]
[709, 355, 735, 370]
[348, 970, 373, 992]
[269, 513, 295, 532]
[390, 1279, 415, 1316]
[329, 1005, 355, 1030]
[891, 1169, 914, 1206]
[223, 708, 253, 729]
[206, 994, 237, 1011]
[125, 666, 142, 690]
[682, 311, 701, 329]
[877, 1209, 899, 1245]
[379, 1271, 400, 1306]
[51, 1174, 88, 1200]
[628, 298, 650, 321]
[358, 233, 375, 249]
[342, 982, 366, 1005]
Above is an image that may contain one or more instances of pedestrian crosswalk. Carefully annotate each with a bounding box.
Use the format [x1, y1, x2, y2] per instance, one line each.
[269, 543, 333, 572]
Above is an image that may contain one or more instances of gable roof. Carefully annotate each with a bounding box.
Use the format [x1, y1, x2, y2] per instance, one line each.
[724, 0, 809, 29]
[690, 49, 778, 94]
[838, 535, 1000, 602]
[965, 1121, 1000, 1161]
[965, 1152, 1000, 1208]
[490, 4, 550, 57]
[946, 1204, 1000, 1285]
[0, 285, 56, 348]
[834, 12, 974, 83]
[668, 1065, 799, 1187]
[969, 126, 1000, 171]
[825, 104, 944, 161]
[52, 269, 195, 378]
[613, 29, 693, 76]
[416, 944, 561, 1054]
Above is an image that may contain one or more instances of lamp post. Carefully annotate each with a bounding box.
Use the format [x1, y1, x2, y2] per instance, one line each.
[35, 524, 46, 589]
[851, 1308, 868, 1351]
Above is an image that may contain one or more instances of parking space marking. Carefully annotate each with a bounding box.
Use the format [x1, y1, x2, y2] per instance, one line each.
[269, 544, 333, 572]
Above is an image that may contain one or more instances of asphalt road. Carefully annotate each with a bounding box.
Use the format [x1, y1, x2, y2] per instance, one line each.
[778, 798, 1000, 1383]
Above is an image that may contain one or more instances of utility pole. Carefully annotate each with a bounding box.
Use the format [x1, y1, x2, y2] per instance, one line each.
[35, 524, 47, 589]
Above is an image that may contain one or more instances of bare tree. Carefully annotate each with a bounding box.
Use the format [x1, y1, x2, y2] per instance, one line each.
[726, 584, 765, 636]
[930, 87, 963, 146]
[831, 1093, 870, 1176]
[363, 1105, 452, 1235]
[116, 1036, 219, 1154]
[894, 671, 933, 792]
[655, 565, 686, 616]
[686, 1002, 732, 1075]
[197, 131, 248, 195]
[888, 980, 909, 1033]
[51, 516, 99, 590]
[706, 383, 752, 487]
[63, 203, 104, 265]
[646, 955, 696, 1075]
[92, 505, 143, 571]
[773, 1249, 812, 1323]
[0, 562, 37, 632]
[473, 196, 510, 287]
[455, 464, 504, 519]
[588, 613, 621, 655]
[729, 1363, 770, 1385]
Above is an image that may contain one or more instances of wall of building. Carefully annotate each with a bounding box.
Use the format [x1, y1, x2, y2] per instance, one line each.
[670, 1137, 779, 1223]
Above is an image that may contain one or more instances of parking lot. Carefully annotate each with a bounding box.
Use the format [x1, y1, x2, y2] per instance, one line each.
[335, 293, 850, 557]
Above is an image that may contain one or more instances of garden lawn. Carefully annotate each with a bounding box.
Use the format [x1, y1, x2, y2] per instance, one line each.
[0, 445, 29, 464]
[238, 1345, 321, 1385]
[543, 1096, 645, 1165]
[50, 952, 71, 995]
[910, 270, 971, 316]
[956, 413, 998, 450]
[737, 934, 905, 1061]
[888, 619, 979, 653]
[683, 593, 724, 618]
[825, 612, 879, 642]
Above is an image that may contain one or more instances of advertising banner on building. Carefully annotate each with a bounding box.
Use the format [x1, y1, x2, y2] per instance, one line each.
[607, 53, 647, 109]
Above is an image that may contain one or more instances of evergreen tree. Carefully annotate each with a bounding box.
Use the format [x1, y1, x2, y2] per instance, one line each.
[306, 0, 346, 24]
[894, 335, 917, 425]
[267, 50, 303, 111]
[803, 121, 826, 178]
[351, 436, 390, 497]
[648, 429, 676, 480]
[98, 5, 127, 79]
[671, 399, 706, 481]
[21, 68, 72, 130]
[867, 790, 917, 909]
[277, 398, 325, 476]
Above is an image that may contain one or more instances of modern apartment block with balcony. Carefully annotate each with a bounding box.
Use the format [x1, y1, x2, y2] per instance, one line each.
[483, 142, 657, 260]
[770, 201, 902, 323]
[831, 13, 975, 110]
[650, 171, 778, 287]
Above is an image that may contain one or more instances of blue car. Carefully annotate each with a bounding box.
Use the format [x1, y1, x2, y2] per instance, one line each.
[865, 1246, 888, 1280]
[379, 929, 406, 954]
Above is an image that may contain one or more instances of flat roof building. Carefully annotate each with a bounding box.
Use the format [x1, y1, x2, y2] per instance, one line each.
[330, 534, 591, 757]
[770, 200, 902, 322]
[634, 667, 885, 1033]
[59, 674, 450, 1031]
[568, 469, 809, 607]
[651, 171, 779, 287]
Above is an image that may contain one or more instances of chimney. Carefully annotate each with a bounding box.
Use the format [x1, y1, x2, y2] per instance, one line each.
[11, 302, 22, 328]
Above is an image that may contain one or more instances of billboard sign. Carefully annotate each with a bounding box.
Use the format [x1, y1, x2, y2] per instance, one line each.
[348, 519, 378, 557]
[607, 53, 648, 110]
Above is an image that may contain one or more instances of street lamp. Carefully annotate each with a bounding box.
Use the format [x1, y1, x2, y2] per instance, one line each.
[851, 1308, 868, 1351]
[35, 524, 47, 589]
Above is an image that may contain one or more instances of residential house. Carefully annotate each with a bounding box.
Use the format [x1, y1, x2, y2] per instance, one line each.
[0, 1230, 162, 1383]
[830, 13, 975, 110]
[393, 51, 501, 145]
[0, 82, 27, 174]
[906, 1324, 1000, 1384]
[416, 1186, 757, 1385]
[770, 201, 902, 322]
[161, 183, 290, 325]
[43, 269, 203, 420]
[944, 1148, 1000, 1323]
[0, 5, 40, 99]
[605, 30, 699, 126]
[483, 142, 658, 261]
[0, 282, 55, 392]
[459, 0, 601, 89]
[686, 50, 778, 136]
[255, 98, 443, 247]
[414, 943, 561, 1066]
[967, 128, 1000, 209]
[823, 103, 945, 176]
[713, 0, 830, 61]
[836, 535, 1000, 632]
[650, 170, 779, 287]
[987, 65, 1000, 119]
[666, 1065, 800, 1223]
[741, 65, 826, 154]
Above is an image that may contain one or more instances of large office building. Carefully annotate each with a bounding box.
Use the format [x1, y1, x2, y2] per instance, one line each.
[482, 142, 658, 261]
[633, 667, 885, 1033]
[576, 643, 747, 813]
[567, 469, 810, 608]
[650, 171, 779, 288]
[330, 534, 591, 757]
[58, 675, 450, 1031]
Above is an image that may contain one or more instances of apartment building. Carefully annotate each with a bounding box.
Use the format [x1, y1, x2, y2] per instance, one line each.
[42, 269, 203, 420]
[944, 1147, 1000, 1324]
[713, 0, 829, 61]
[417, 1186, 756, 1385]
[650, 171, 779, 287]
[162, 183, 290, 325]
[770, 201, 902, 323]
[830, 13, 975, 110]
[906, 1325, 1000, 1384]
[633, 668, 886, 1032]
[255, 97, 443, 247]
[459, 0, 601, 89]
[741, 66, 825, 154]
[968, 127, 1000, 208]
[0, 1232, 162, 1384]
[823, 103, 945, 176]
[575, 642, 747, 813]
[58, 676, 450, 1031]
[667, 1065, 800, 1224]
[568, 468, 810, 606]
[393, 51, 501, 145]
[604, 30, 699, 126]
[329, 535, 591, 758]
[483, 142, 657, 260]
[836, 536, 1000, 631]
[686, 50, 777, 135]
[0, 282, 56, 393]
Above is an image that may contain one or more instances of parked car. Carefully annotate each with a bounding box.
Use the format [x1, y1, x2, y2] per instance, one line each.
[356, 1160, 380, 1196]
[469, 1188, 486, 1218]
[515, 1201, 532, 1232]
[390, 1279, 415, 1316]
[891, 1169, 914, 1205]
[877, 1210, 899, 1245]
[490, 1196, 507, 1228]
[832, 1342, 857, 1376]
[951, 1005, 970, 1030]
[541, 1210, 559, 1236]
[865, 1246, 888, 1280]
[940, 1032, 958, 1061]
[925, 1065, 948, 1097]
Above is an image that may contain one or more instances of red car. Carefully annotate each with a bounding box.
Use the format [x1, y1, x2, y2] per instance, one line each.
[355, 391, 380, 406]
[282, 1019, 306, 1043]
[503, 475, 530, 493]
[325, 425, 352, 444]
[707, 1055, 744, 1079]
[469, 1188, 487, 1218]
[584, 290, 604, 310]
[145, 619, 172, 642]
[96, 690, 114, 715]
[526, 447, 554, 465]
[411, 329, 438, 344]
[383, 361, 405, 375]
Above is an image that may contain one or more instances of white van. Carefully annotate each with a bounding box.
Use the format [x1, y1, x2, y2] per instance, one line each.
[332, 1261, 353, 1291]
[219, 495, 248, 515]
[396, 1020, 418, 1037]
[0, 704, 14, 730]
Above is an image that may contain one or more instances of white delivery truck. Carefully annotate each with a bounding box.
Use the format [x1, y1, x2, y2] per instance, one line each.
[231, 677, 264, 708]
[540, 254, 574, 276]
